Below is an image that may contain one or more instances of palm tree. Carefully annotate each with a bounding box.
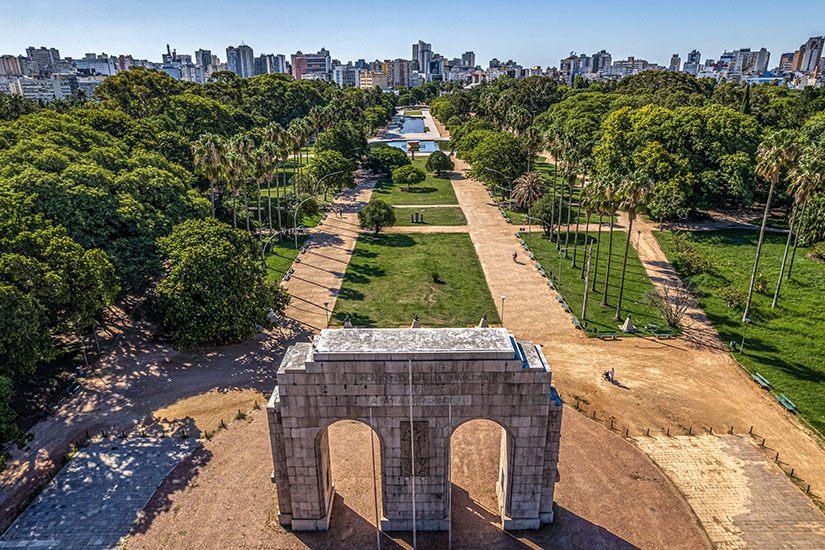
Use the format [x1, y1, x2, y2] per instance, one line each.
[512, 172, 547, 220]
[589, 181, 606, 292]
[744, 130, 798, 321]
[523, 126, 542, 172]
[561, 143, 581, 260]
[263, 123, 285, 234]
[615, 175, 655, 321]
[601, 177, 621, 306]
[506, 105, 531, 136]
[224, 150, 244, 228]
[775, 144, 825, 304]
[287, 121, 304, 195]
[192, 133, 224, 217]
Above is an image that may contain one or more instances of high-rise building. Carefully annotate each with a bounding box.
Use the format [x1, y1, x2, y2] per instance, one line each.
[687, 49, 701, 64]
[388, 58, 412, 87]
[226, 44, 254, 78]
[291, 49, 331, 80]
[332, 63, 361, 87]
[255, 54, 281, 75]
[779, 52, 795, 73]
[412, 40, 432, 73]
[488, 58, 502, 69]
[669, 54, 681, 72]
[590, 50, 612, 73]
[25, 46, 60, 73]
[195, 49, 213, 72]
[461, 51, 476, 67]
[360, 71, 388, 90]
[795, 36, 824, 73]
[0, 55, 22, 75]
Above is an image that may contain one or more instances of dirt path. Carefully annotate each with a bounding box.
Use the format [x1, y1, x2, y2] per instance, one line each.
[124, 407, 710, 550]
[281, 177, 376, 332]
[447, 157, 825, 520]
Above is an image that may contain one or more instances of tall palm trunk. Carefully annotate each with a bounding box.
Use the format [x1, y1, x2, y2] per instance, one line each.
[602, 213, 615, 306]
[563, 181, 573, 256]
[556, 176, 564, 249]
[615, 216, 634, 321]
[267, 175, 273, 234]
[256, 180, 263, 241]
[277, 164, 283, 236]
[572, 210, 580, 268]
[592, 213, 603, 291]
[244, 187, 251, 232]
[550, 174, 556, 241]
[743, 180, 777, 322]
[771, 204, 797, 308]
[209, 181, 216, 218]
[580, 211, 591, 279]
[232, 192, 238, 228]
[786, 200, 807, 280]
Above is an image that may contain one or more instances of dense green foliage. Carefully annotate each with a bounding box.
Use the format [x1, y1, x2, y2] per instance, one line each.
[391, 165, 426, 188]
[154, 219, 289, 349]
[425, 150, 454, 176]
[358, 200, 396, 236]
[365, 146, 411, 175]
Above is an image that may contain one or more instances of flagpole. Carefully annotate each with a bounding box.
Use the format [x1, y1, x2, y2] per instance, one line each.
[408, 359, 417, 549]
[369, 407, 381, 550]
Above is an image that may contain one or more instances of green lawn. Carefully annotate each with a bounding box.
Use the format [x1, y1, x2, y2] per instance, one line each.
[655, 229, 825, 435]
[527, 230, 668, 333]
[393, 207, 466, 226]
[331, 233, 500, 328]
[404, 110, 423, 116]
[264, 235, 309, 282]
[371, 159, 458, 205]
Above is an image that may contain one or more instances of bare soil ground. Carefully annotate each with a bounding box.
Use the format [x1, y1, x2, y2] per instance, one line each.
[124, 409, 709, 550]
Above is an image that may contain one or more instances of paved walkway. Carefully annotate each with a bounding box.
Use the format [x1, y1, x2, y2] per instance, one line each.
[636, 435, 825, 549]
[280, 176, 376, 332]
[1, 437, 200, 549]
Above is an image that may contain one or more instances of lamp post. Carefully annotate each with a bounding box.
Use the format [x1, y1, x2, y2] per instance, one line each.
[740, 317, 751, 354]
[324, 301, 330, 327]
[500, 295, 506, 326]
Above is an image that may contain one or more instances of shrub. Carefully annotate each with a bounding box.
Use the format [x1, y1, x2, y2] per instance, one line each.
[358, 200, 396, 236]
[392, 165, 426, 189]
[754, 273, 769, 294]
[670, 232, 714, 276]
[425, 150, 454, 176]
[810, 241, 825, 263]
[718, 286, 747, 308]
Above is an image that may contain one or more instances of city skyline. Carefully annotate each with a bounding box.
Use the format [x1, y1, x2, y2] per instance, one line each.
[2, 0, 824, 69]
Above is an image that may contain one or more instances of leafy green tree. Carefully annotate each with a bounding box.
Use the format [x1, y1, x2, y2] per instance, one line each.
[358, 200, 396, 236]
[392, 165, 426, 189]
[425, 150, 454, 176]
[366, 146, 410, 175]
[155, 219, 288, 349]
[94, 66, 180, 117]
[469, 132, 528, 187]
[306, 150, 355, 198]
[315, 120, 368, 160]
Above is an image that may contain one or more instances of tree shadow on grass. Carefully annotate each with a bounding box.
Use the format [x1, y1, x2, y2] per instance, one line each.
[336, 287, 365, 302]
[401, 186, 437, 194]
[331, 311, 375, 328]
[373, 234, 416, 248]
[350, 263, 386, 278]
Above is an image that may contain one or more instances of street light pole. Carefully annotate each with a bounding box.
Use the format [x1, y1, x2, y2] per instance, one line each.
[324, 301, 330, 327]
[582, 240, 593, 321]
[740, 317, 751, 354]
[500, 295, 506, 326]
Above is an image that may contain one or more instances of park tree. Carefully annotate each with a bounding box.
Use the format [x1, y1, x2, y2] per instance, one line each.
[425, 150, 454, 176]
[306, 150, 355, 198]
[392, 165, 426, 189]
[366, 146, 410, 175]
[314, 120, 368, 160]
[358, 200, 396, 236]
[94, 66, 180, 118]
[154, 218, 289, 349]
[469, 132, 528, 188]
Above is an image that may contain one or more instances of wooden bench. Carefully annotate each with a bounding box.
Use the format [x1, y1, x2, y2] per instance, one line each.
[776, 393, 797, 413]
[654, 331, 673, 339]
[752, 372, 771, 389]
[66, 382, 80, 396]
[571, 318, 582, 330]
[599, 332, 618, 340]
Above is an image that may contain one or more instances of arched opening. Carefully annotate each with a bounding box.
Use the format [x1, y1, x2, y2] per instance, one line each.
[314, 419, 385, 534]
[449, 419, 514, 538]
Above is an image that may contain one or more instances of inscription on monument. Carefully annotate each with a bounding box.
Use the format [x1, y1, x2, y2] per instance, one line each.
[400, 420, 429, 476]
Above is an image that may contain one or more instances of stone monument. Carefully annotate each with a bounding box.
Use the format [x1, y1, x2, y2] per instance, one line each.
[267, 326, 563, 531]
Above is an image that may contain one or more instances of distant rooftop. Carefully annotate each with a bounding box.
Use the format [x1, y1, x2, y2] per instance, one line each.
[312, 327, 514, 360]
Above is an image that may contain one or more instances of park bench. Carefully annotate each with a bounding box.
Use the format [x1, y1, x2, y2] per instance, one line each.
[528, 253, 535, 260]
[776, 393, 797, 413]
[539, 269, 546, 277]
[288, 267, 295, 274]
[556, 294, 563, 302]
[547, 280, 555, 289]
[66, 382, 80, 396]
[654, 331, 673, 339]
[599, 332, 618, 340]
[522, 244, 529, 251]
[282, 274, 291, 281]
[752, 372, 771, 389]
[571, 318, 583, 330]
[514, 232, 520, 238]
[535, 262, 542, 270]
[294, 257, 301, 264]
[561, 302, 571, 313]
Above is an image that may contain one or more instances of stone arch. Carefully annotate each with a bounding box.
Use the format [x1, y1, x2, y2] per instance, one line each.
[448, 417, 516, 519]
[312, 418, 387, 521]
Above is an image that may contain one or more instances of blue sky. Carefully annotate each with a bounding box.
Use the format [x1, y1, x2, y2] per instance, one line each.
[1, 0, 823, 67]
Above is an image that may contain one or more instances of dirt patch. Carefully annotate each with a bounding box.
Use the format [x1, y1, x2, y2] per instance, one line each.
[124, 407, 709, 549]
[150, 389, 265, 436]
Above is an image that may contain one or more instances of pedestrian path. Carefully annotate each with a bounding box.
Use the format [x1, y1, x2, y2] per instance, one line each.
[636, 435, 825, 549]
[0, 437, 200, 550]
[280, 177, 376, 332]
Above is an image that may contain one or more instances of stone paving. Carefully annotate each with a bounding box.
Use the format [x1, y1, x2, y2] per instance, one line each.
[0, 437, 200, 550]
[636, 435, 825, 549]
